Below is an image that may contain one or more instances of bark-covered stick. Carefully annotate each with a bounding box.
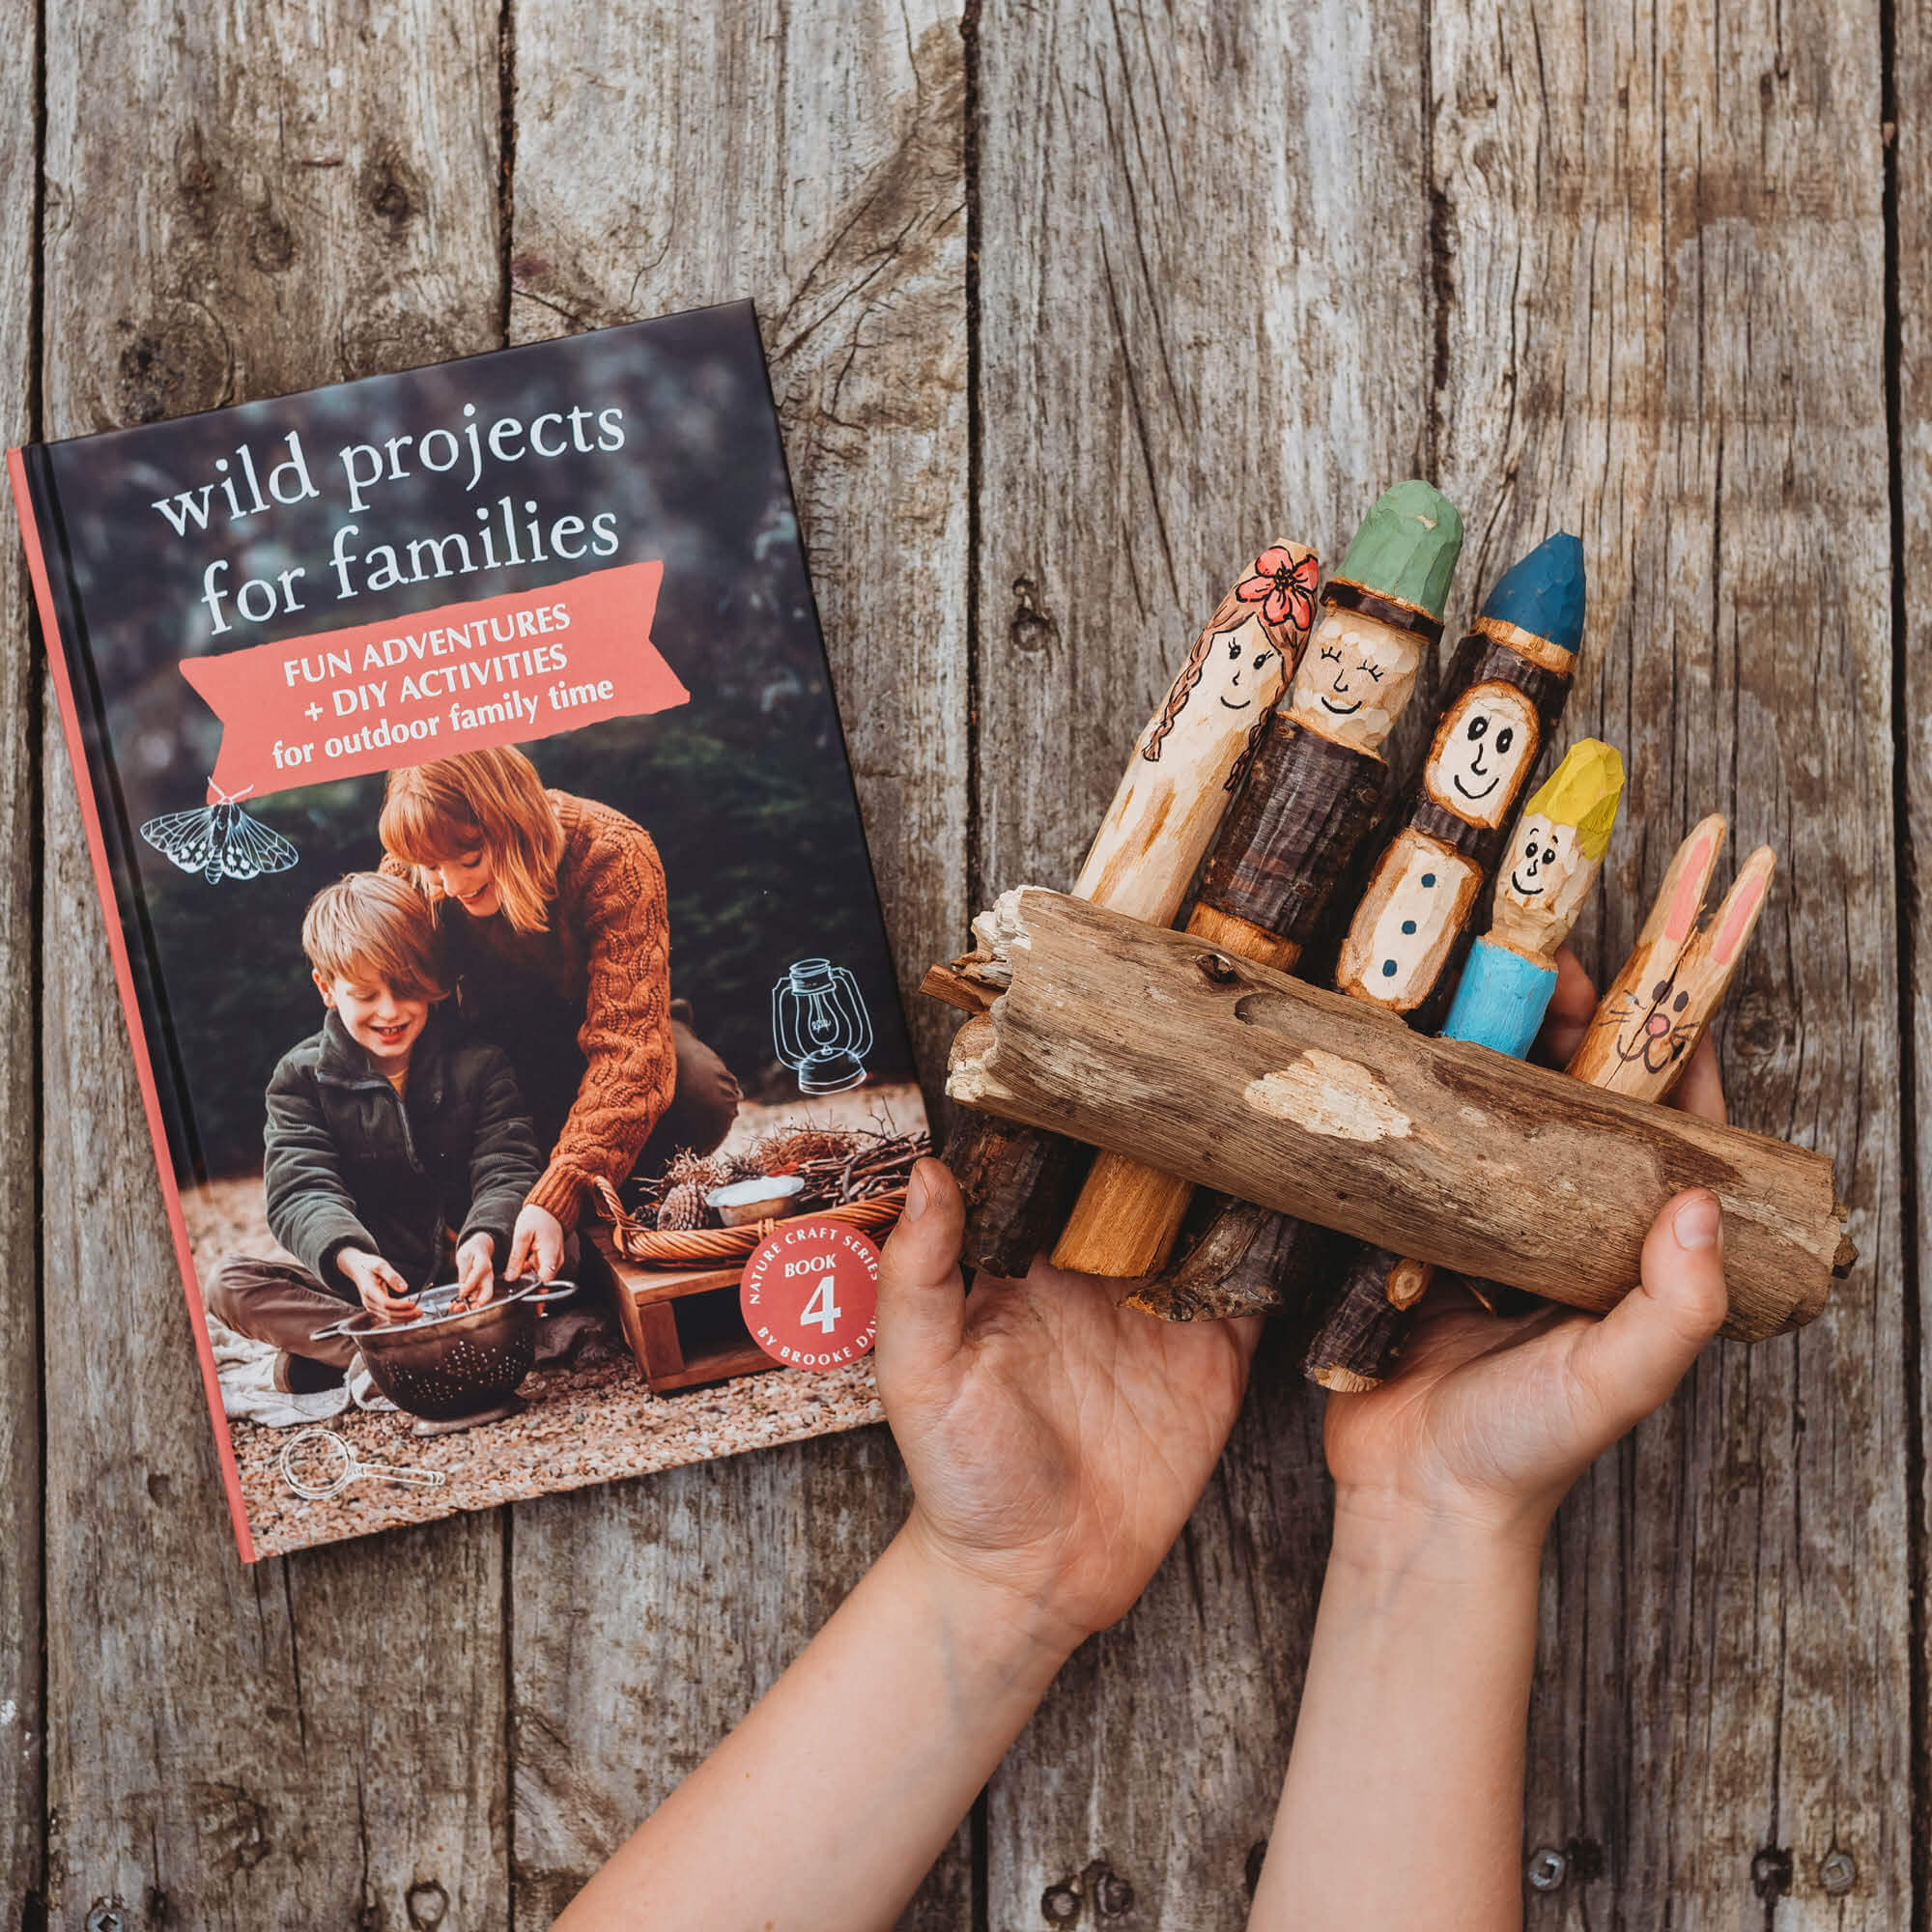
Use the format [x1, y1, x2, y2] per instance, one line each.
[948, 544, 1318, 1273]
[1050, 483, 1465, 1286]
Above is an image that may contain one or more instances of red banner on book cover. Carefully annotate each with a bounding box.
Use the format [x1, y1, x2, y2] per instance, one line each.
[177, 558, 687, 801]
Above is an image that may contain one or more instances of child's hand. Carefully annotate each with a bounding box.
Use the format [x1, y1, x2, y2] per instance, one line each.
[876, 1157, 1260, 1654]
[452, 1232, 496, 1310]
[336, 1246, 419, 1323]
[1322, 948, 1731, 1551]
[507, 1201, 566, 1282]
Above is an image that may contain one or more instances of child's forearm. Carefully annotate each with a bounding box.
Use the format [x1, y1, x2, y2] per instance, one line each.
[553, 1521, 1078, 1932]
[1251, 1504, 1543, 1932]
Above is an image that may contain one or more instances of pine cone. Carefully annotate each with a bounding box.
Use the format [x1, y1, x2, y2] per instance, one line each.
[656, 1180, 707, 1232]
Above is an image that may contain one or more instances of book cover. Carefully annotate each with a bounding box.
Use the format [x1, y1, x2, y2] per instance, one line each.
[9, 300, 930, 1561]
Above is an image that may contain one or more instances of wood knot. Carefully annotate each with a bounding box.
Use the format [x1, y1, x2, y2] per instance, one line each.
[249, 205, 297, 272]
[1196, 951, 1239, 984]
[173, 126, 218, 236]
[1749, 1846, 1793, 1901]
[1009, 575, 1060, 655]
[406, 1878, 449, 1929]
[113, 309, 232, 425]
[363, 148, 422, 238]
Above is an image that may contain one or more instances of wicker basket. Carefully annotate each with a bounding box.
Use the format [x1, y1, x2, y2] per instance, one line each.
[592, 1175, 908, 1266]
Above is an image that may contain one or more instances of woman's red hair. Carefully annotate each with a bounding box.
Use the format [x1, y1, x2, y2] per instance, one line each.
[380, 746, 565, 934]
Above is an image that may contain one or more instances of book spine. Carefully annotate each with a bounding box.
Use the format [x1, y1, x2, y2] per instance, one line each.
[6, 443, 257, 1564]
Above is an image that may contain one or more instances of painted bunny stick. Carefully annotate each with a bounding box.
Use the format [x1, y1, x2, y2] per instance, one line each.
[950, 544, 1319, 1275]
[1567, 819, 1776, 1098]
[1049, 483, 1463, 1286]
[1303, 740, 1625, 1390]
[1121, 531, 1585, 1320]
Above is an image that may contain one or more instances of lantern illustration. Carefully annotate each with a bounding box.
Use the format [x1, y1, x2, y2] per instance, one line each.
[771, 958, 874, 1094]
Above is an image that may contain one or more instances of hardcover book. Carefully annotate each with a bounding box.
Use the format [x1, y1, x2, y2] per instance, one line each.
[9, 301, 929, 1560]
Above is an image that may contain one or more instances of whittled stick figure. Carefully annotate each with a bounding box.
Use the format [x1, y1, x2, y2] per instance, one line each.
[1069, 544, 1316, 923]
[951, 543, 1319, 1279]
[1335, 532, 1585, 1026]
[1568, 814, 1776, 1100]
[1440, 739, 1627, 1059]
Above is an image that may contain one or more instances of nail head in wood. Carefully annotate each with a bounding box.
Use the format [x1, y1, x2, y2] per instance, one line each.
[1526, 1847, 1568, 1891]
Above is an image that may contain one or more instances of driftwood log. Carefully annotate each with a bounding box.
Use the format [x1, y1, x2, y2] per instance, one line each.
[927, 890, 1852, 1342]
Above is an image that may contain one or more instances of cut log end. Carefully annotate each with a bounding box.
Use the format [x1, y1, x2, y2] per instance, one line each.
[1302, 1245, 1413, 1388]
[1312, 1364, 1381, 1394]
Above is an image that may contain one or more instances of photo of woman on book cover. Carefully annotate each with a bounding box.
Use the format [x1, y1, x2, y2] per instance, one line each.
[13, 302, 931, 1557]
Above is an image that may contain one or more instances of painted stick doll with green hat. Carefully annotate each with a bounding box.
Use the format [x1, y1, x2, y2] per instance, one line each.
[1053, 480, 1465, 1292]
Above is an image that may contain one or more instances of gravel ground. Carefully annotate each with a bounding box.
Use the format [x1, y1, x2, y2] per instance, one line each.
[182, 1083, 923, 1557]
[233, 1352, 885, 1557]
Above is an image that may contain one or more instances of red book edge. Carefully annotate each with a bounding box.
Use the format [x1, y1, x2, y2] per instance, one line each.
[7, 443, 259, 1565]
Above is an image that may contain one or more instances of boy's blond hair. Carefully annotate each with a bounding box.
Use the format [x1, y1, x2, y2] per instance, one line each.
[379, 746, 565, 935]
[302, 871, 449, 1000]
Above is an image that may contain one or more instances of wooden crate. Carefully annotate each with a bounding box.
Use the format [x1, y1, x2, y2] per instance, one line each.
[589, 1225, 781, 1394]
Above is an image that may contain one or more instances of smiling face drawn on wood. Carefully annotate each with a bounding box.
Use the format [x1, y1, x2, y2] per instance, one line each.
[1336, 828, 1483, 1011]
[1422, 682, 1540, 829]
[1286, 609, 1425, 753]
[1139, 610, 1289, 761]
[1490, 814, 1593, 954]
[1195, 612, 1287, 724]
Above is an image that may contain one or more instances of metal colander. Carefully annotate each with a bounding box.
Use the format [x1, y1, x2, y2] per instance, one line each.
[312, 1279, 577, 1425]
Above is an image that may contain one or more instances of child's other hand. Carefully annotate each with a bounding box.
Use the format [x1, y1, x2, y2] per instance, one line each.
[1323, 948, 1730, 1552]
[508, 1202, 566, 1282]
[337, 1246, 419, 1323]
[452, 1233, 496, 1310]
[876, 1157, 1260, 1655]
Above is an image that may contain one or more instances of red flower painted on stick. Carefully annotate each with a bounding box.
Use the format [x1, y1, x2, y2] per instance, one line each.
[1236, 547, 1320, 634]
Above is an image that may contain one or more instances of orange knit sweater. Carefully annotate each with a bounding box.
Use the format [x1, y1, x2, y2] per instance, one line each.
[392, 791, 676, 1227]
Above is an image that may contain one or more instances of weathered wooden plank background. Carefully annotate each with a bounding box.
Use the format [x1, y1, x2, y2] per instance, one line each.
[1, 0, 1914, 1925]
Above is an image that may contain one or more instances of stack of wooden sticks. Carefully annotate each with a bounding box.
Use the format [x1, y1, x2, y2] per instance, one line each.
[928, 486, 1843, 1388]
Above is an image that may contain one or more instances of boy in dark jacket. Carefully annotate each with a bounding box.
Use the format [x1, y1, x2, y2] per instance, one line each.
[205, 871, 542, 1394]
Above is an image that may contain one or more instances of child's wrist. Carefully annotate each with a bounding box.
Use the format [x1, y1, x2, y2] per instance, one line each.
[1328, 1485, 1551, 1589]
[894, 1516, 1088, 1683]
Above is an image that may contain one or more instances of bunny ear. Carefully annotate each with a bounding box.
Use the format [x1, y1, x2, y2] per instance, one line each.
[1648, 844, 1779, 1103]
[1637, 812, 1727, 949]
[1707, 846, 1776, 968]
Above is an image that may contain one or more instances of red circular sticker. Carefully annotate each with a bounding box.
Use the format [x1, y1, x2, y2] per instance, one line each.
[739, 1219, 881, 1371]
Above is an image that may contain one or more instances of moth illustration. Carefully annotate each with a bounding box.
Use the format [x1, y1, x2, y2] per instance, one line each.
[139, 782, 298, 885]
